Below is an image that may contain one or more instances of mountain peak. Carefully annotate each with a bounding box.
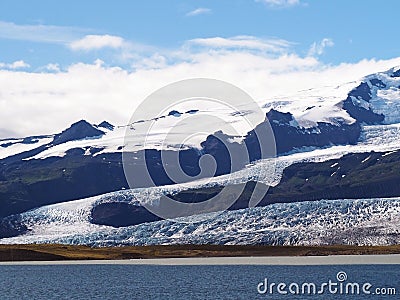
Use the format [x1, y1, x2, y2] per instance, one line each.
[52, 120, 105, 146]
[97, 121, 114, 130]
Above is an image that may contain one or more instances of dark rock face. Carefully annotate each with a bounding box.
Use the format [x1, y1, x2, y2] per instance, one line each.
[167, 181, 269, 211]
[97, 121, 114, 130]
[348, 82, 372, 101]
[391, 69, 400, 78]
[267, 109, 294, 124]
[200, 131, 247, 175]
[245, 109, 361, 154]
[342, 81, 385, 124]
[186, 109, 199, 114]
[0, 153, 129, 218]
[21, 137, 38, 144]
[0, 142, 13, 148]
[52, 120, 105, 145]
[342, 96, 385, 124]
[65, 148, 85, 156]
[140, 148, 201, 186]
[370, 78, 386, 88]
[168, 110, 182, 117]
[0, 215, 28, 239]
[262, 150, 400, 204]
[91, 202, 161, 227]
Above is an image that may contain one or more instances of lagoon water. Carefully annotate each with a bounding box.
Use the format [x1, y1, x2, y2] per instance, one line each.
[0, 264, 399, 299]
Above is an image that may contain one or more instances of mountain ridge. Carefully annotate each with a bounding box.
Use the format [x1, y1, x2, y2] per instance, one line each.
[0, 67, 400, 233]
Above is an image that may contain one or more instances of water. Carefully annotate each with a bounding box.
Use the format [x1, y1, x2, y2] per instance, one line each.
[0, 264, 398, 299]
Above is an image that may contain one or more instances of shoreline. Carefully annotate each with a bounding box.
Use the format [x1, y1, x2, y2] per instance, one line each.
[1, 254, 400, 265]
[1, 244, 400, 263]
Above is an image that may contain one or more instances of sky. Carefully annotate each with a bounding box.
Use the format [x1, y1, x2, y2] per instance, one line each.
[1, 0, 400, 138]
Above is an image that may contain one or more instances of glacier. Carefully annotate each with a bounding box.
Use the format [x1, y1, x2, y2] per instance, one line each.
[1, 196, 399, 247]
[1, 120, 400, 246]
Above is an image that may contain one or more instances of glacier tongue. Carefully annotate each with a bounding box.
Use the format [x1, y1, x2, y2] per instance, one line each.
[1, 197, 400, 247]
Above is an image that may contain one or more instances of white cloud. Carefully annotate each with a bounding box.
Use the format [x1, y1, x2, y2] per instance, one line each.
[308, 38, 334, 56]
[256, 0, 301, 8]
[0, 60, 30, 70]
[44, 63, 60, 72]
[186, 8, 212, 17]
[69, 34, 125, 51]
[1, 36, 400, 139]
[0, 21, 151, 57]
[9, 60, 30, 69]
[188, 36, 292, 53]
[0, 20, 88, 44]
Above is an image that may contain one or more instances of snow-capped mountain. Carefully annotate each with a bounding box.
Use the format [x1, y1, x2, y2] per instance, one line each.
[1, 67, 400, 245]
[2, 67, 399, 162]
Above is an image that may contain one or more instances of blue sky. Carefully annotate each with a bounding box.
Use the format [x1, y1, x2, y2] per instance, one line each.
[0, 0, 399, 70]
[1, 0, 400, 138]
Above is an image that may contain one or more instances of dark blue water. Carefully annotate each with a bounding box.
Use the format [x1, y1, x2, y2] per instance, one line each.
[0, 264, 398, 299]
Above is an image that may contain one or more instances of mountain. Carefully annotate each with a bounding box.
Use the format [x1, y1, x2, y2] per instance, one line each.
[52, 120, 105, 145]
[88, 149, 400, 228]
[1, 67, 400, 244]
[245, 109, 360, 155]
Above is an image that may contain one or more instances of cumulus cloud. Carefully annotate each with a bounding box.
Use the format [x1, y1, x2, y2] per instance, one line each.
[0, 60, 30, 70]
[186, 8, 212, 17]
[256, 0, 301, 8]
[69, 34, 125, 51]
[1, 35, 400, 139]
[308, 38, 334, 56]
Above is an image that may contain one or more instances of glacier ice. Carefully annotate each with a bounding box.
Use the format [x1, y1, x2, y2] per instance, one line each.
[1, 196, 400, 247]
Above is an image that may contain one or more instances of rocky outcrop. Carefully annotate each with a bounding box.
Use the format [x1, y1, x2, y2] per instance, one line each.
[91, 202, 161, 227]
[0, 215, 28, 239]
[245, 109, 361, 155]
[52, 120, 105, 145]
[342, 82, 385, 124]
[97, 121, 114, 130]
